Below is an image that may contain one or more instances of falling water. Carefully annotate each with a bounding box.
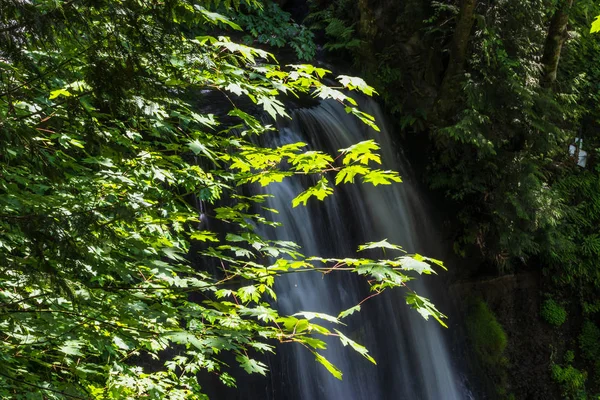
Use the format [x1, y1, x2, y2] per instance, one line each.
[246, 99, 470, 400]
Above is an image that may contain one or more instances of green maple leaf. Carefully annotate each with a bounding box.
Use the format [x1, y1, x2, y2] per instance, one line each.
[335, 165, 369, 184]
[337, 75, 378, 96]
[591, 16, 600, 33]
[236, 354, 268, 376]
[313, 352, 342, 380]
[258, 96, 289, 120]
[362, 170, 402, 186]
[291, 177, 333, 207]
[339, 140, 381, 165]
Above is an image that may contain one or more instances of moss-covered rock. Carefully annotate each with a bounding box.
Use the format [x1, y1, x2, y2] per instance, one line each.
[467, 298, 508, 366]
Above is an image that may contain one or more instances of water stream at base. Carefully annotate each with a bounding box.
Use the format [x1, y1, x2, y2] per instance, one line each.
[248, 99, 472, 400]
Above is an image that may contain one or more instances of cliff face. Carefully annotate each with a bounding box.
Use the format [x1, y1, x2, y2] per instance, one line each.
[450, 272, 562, 399]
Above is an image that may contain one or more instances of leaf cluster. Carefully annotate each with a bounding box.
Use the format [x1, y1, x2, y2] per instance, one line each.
[233, 1, 316, 60]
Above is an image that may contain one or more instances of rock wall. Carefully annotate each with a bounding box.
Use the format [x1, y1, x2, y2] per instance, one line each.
[451, 272, 560, 399]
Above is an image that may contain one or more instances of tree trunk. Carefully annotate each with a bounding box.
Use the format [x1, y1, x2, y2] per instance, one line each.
[540, 0, 573, 87]
[433, 0, 477, 122]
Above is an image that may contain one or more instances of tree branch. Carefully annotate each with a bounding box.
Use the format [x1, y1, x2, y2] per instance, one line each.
[0, 371, 88, 399]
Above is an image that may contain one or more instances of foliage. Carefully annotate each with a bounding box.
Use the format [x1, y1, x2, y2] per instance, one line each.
[425, 0, 568, 268]
[306, 0, 412, 117]
[466, 298, 507, 366]
[541, 299, 568, 326]
[0, 1, 446, 398]
[306, 0, 362, 52]
[308, 0, 600, 272]
[591, 15, 600, 33]
[542, 167, 600, 290]
[234, 1, 316, 60]
[550, 347, 600, 400]
[309, 0, 595, 275]
[551, 356, 588, 399]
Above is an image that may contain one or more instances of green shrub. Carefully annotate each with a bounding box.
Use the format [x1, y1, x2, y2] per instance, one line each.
[541, 299, 568, 326]
[583, 301, 600, 315]
[467, 299, 508, 365]
[236, 2, 316, 60]
[551, 363, 588, 399]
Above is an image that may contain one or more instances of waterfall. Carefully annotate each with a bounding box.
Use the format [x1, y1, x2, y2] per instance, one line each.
[244, 99, 470, 400]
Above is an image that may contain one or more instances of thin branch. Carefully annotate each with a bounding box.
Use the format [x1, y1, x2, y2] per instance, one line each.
[0, 0, 82, 34]
[3, 309, 159, 335]
[2, 292, 53, 308]
[358, 291, 383, 306]
[0, 371, 88, 400]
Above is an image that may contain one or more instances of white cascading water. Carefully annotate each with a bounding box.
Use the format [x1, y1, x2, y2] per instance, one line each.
[250, 99, 471, 400]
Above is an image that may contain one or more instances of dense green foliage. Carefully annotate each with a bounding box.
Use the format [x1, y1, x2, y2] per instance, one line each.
[308, 0, 600, 274]
[541, 299, 568, 327]
[4, 0, 600, 396]
[0, 1, 447, 398]
[551, 350, 589, 399]
[423, 0, 588, 269]
[234, 2, 316, 60]
[306, 2, 362, 53]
